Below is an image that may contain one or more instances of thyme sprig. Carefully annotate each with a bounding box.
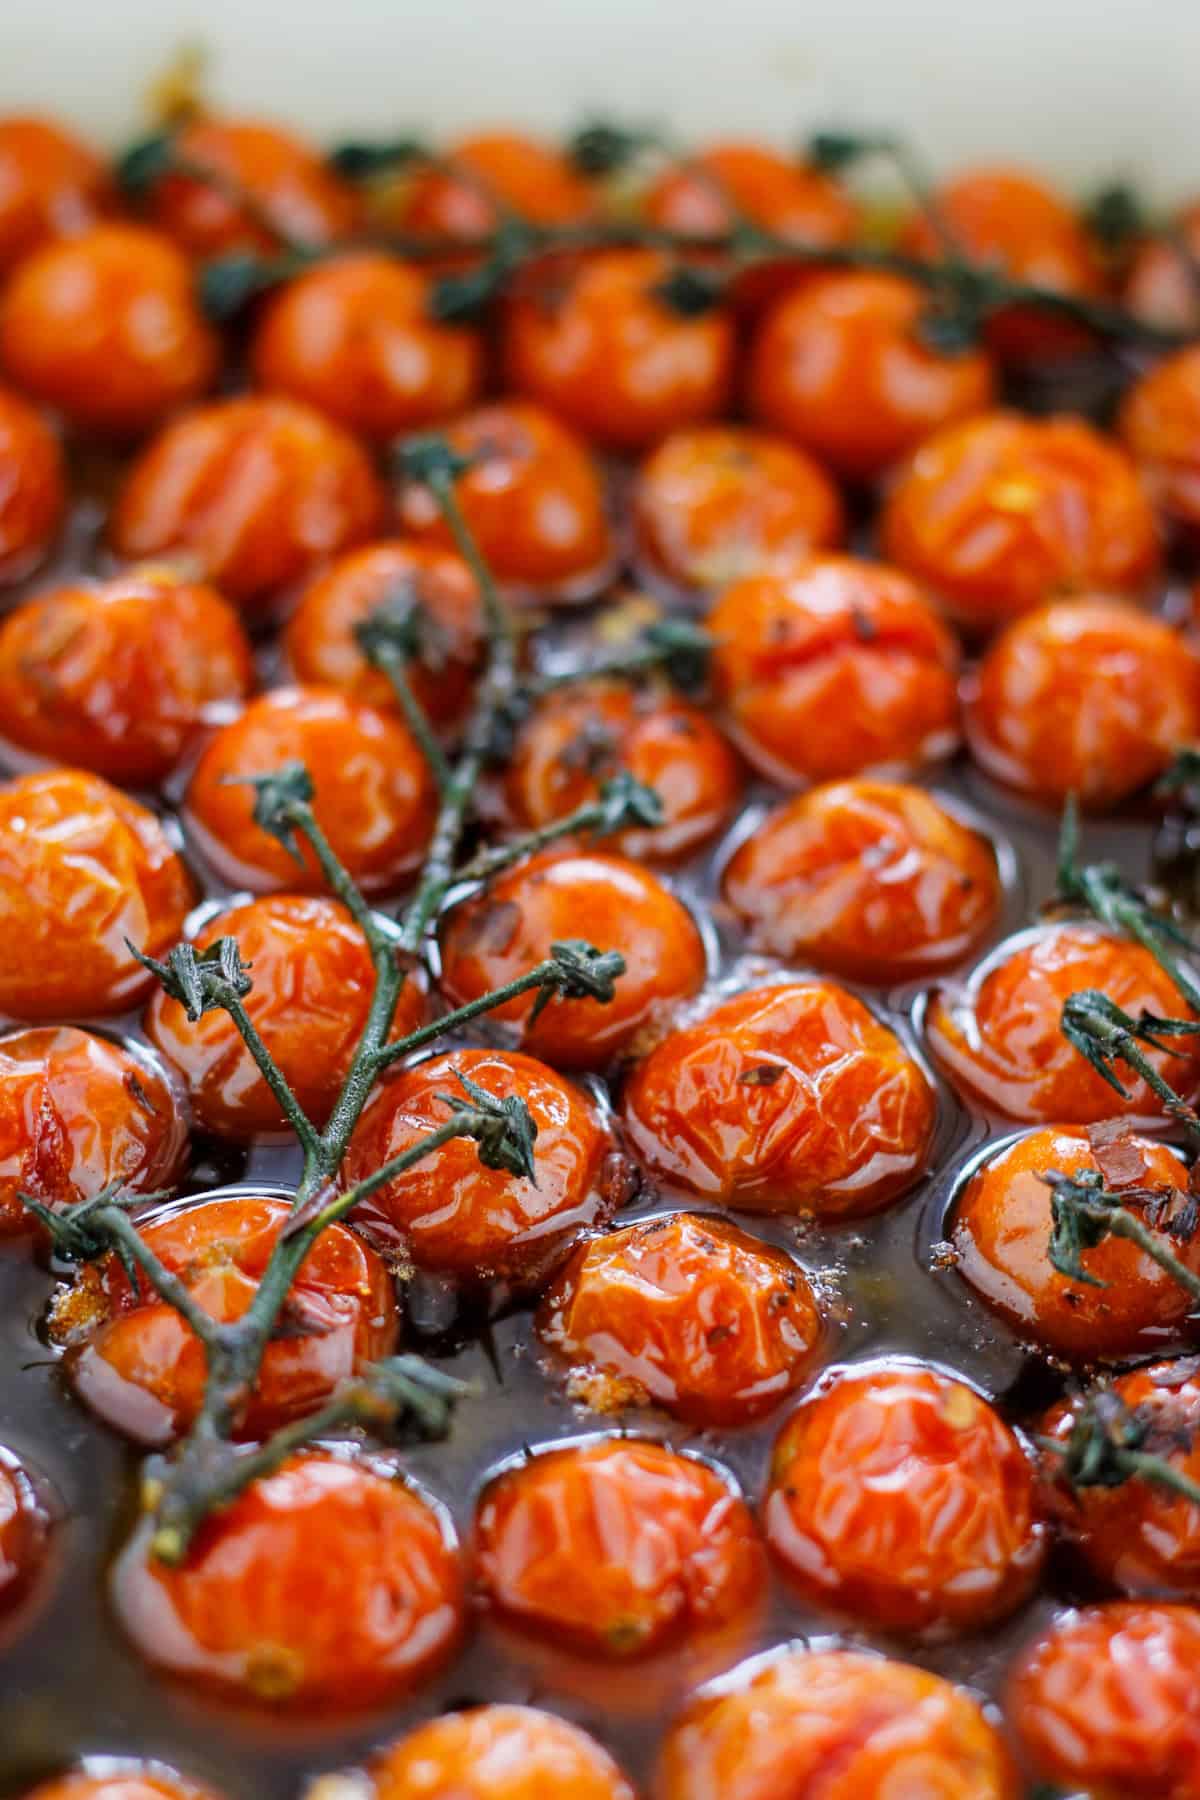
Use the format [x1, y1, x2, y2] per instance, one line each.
[1038, 1388, 1200, 1510]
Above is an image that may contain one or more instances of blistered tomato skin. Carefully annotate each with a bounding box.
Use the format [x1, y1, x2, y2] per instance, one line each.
[144, 896, 426, 1140]
[723, 779, 1000, 983]
[0, 1444, 52, 1624]
[474, 1437, 765, 1659]
[1005, 1603, 1200, 1800]
[746, 272, 996, 480]
[333, 1705, 637, 1800]
[0, 1027, 187, 1237]
[0, 570, 254, 787]
[952, 1128, 1197, 1359]
[0, 770, 194, 1023]
[880, 410, 1161, 630]
[537, 1212, 823, 1426]
[49, 1194, 399, 1445]
[0, 386, 64, 583]
[0, 116, 112, 270]
[21, 1767, 223, 1800]
[654, 1647, 1019, 1800]
[505, 682, 742, 864]
[966, 599, 1200, 809]
[1120, 345, 1200, 536]
[927, 921, 1200, 1125]
[111, 1451, 463, 1710]
[707, 557, 960, 788]
[397, 132, 597, 238]
[438, 851, 707, 1069]
[621, 979, 936, 1218]
[1125, 204, 1200, 336]
[344, 1048, 617, 1285]
[183, 687, 436, 898]
[108, 396, 386, 615]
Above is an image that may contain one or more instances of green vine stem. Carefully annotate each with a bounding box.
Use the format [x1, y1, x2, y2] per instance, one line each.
[1037, 1389, 1200, 1510]
[1039, 1164, 1200, 1301]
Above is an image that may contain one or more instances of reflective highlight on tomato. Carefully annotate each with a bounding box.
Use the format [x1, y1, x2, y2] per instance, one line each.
[0, 1443, 52, 1624]
[0, 116, 112, 271]
[0, 386, 64, 584]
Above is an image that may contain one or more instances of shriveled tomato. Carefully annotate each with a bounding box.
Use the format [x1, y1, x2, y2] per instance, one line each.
[396, 132, 597, 239]
[0, 1444, 52, 1623]
[0, 386, 64, 584]
[20, 1766, 222, 1800]
[327, 1705, 636, 1800]
[0, 116, 112, 271]
[1119, 345, 1200, 537]
[1124, 203, 1200, 335]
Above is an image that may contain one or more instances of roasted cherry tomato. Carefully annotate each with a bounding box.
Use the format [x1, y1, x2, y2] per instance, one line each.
[20, 1766, 221, 1800]
[395, 132, 597, 239]
[111, 1450, 463, 1709]
[0, 386, 64, 583]
[630, 425, 844, 594]
[723, 779, 1000, 983]
[0, 1444, 52, 1624]
[109, 396, 385, 616]
[1124, 202, 1200, 335]
[0, 225, 219, 438]
[473, 1436, 765, 1659]
[707, 557, 960, 787]
[746, 272, 996, 480]
[396, 401, 614, 600]
[927, 922, 1200, 1125]
[0, 1026, 186, 1237]
[764, 1359, 1045, 1633]
[1119, 345, 1200, 537]
[326, 1706, 634, 1800]
[655, 1647, 1018, 1800]
[144, 895, 426, 1140]
[0, 569, 254, 787]
[1005, 1602, 1200, 1800]
[502, 250, 735, 452]
[952, 1127, 1197, 1359]
[621, 979, 936, 1217]
[183, 687, 436, 897]
[438, 850, 707, 1069]
[880, 410, 1161, 630]
[0, 116, 112, 271]
[344, 1047, 620, 1285]
[537, 1212, 823, 1425]
[504, 681, 741, 864]
[0, 769, 193, 1022]
[49, 1193, 399, 1444]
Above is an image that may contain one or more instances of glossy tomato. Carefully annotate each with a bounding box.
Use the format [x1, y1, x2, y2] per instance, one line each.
[0, 386, 63, 584]
[0, 115, 112, 270]
[1119, 344, 1200, 537]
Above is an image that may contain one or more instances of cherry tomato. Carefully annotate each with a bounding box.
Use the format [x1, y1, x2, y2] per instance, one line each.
[183, 687, 436, 897]
[927, 922, 1200, 1125]
[1005, 1602, 1200, 1799]
[707, 557, 960, 787]
[0, 1444, 52, 1623]
[396, 132, 597, 239]
[504, 681, 742, 864]
[746, 272, 996, 480]
[144, 895, 426, 1140]
[537, 1211, 823, 1425]
[332, 1704, 636, 1800]
[880, 411, 1161, 631]
[502, 250, 735, 452]
[112, 1450, 463, 1709]
[0, 1026, 186, 1237]
[0, 386, 64, 583]
[765, 1359, 1045, 1633]
[0, 569, 254, 787]
[0, 225, 219, 438]
[438, 850, 707, 1069]
[723, 779, 1000, 983]
[396, 401, 614, 600]
[109, 396, 386, 616]
[1119, 345, 1200, 537]
[50, 1193, 399, 1445]
[344, 1047, 620, 1285]
[953, 1127, 1196, 1359]
[1124, 203, 1200, 335]
[0, 116, 112, 271]
[20, 1766, 221, 1800]
[0, 769, 194, 1022]
[621, 979, 936, 1217]
[474, 1436, 765, 1659]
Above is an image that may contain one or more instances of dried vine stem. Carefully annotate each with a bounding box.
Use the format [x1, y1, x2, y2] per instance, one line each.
[1038, 1388, 1200, 1511]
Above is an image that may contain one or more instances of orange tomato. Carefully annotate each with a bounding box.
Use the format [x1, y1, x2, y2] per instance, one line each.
[0, 386, 64, 583]
[0, 116, 112, 271]
[20, 1768, 222, 1800]
[1124, 203, 1200, 335]
[396, 132, 597, 239]
[1119, 345, 1200, 536]
[333, 1706, 635, 1800]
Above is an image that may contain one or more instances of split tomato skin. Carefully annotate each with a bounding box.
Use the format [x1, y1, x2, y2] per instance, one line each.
[0, 386, 64, 584]
[0, 115, 113, 271]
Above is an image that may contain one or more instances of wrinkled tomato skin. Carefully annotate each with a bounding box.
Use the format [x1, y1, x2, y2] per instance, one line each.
[622, 979, 936, 1218]
[0, 1026, 187, 1238]
[474, 1437, 765, 1660]
[0, 116, 113, 271]
[49, 1193, 399, 1445]
[707, 557, 960, 788]
[438, 851, 707, 1070]
[21, 1766, 222, 1800]
[344, 1048, 618, 1286]
[397, 132, 598, 240]
[144, 895, 426, 1140]
[505, 682, 742, 864]
[0, 569, 254, 787]
[0, 1443, 53, 1625]
[338, 1704, 636, 1800]
[952, 1128, 1197, 1360]
[0, 769, 194, 1023]
[1119, 345, 1200, 537]
[0, 225, 219, 438]
[0, 386, 64, 583]
[965, 599, 1200, 810]
[927, 922, 1200, 1126]
[111, 1450, 464, 1710]
[108, 396, 385, 616]
[1124, 205, 1200, 336]
[536, 1212, 823, 1426]
[764, 1360, 1046, 1635]
[723, 778, 1000, 983]
[880, 410, 1161, 630]
[1005, 1602, 1200, 1800]
[654, 1646, 1019, 1800]
[745, 272, 996, 480]
[183, 687, 436, 898]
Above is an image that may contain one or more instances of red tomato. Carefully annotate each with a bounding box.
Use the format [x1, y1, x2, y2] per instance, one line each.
[397, 133, 597, 239]
[1119, 345, 1200, 537]
[339, 1705, 636, 1800]
[0, 386, 64, 583]
[0, 1444, 52, 1624]
[1124, 203, 1200, 335]
[0, 116, 112, 271]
